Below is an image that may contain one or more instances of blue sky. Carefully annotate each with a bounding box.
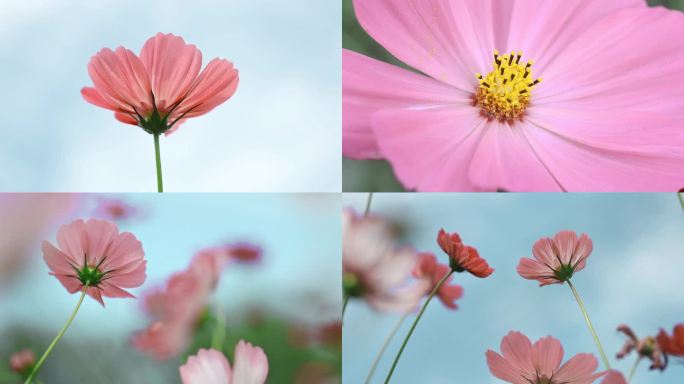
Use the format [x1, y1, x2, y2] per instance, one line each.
[0, 0, 340, 192]
[0, 193, 341, 340]
[343, 193, 684, 384]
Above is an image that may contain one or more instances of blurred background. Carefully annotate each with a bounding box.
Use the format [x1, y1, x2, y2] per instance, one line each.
[0, 193, 341, 383]
[343, 193, 684, 383]
[342, 0, 684, 191]
[0, 0, 340, 192]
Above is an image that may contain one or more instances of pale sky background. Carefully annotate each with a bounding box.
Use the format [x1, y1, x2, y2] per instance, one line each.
[343, 193, 684, 384]
[0, 0, 340, 192]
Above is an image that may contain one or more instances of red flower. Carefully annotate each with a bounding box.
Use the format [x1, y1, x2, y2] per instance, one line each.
[657, 323, 684, 357]
[616, 324, 666, 371]
[437, 229, 493, 278]
[413, 253, 464, 309]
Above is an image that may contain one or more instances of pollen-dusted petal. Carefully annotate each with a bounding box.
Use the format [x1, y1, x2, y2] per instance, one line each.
[140, 33, 203, 112]
[342, 49, 469, 160]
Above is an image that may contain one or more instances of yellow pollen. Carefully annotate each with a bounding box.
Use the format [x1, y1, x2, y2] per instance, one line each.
[474, 50, 541, 122]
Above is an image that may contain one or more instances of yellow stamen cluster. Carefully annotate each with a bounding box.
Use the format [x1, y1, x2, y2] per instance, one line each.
[474, 50, 541, 122]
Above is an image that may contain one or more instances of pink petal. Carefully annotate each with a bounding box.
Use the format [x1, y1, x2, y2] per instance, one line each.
[42, 241, 75, 275]
[531, 336, 564, 377]
[342, 49, 467, 159]
[372, 107, 487, 191]
[500, 331, 535, 375]
[100, 231, 145, 273]
[601, 370, 627, 384]
[516, 258, 557, 286]
[531, 237, 558, 268]
[115, 112, 138, 125]
[50, 273, 83, 294]
[180, 348, 232, 384]
[232, 340, 269, 384]
[174, 58, 239, 120]
[83, 219, 119, 266]
[81, 87, 118, 111]
[554, 353, 602, 383]
[139, 33, 203, 112]
[87, 286, 105, 306]
[553, 230, 579, 266]
[56, 219, 87, 267]
[571, 233, 593, 272]
[351, 0, 490, 91]
[485, 350, 526, 384]
[99, 281, 135, 299]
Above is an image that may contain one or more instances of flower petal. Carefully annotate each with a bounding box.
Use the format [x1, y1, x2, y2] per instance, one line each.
[232, 340, 269, 384]
[180, 348, 232, 384]
[554, 353, 602, 383]
[531, 336, 564, 377]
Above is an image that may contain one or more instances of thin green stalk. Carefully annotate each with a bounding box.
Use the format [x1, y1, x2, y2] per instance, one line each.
[153, 134, 164, 193]
[384, 270, 452, 384]
[678, 191, 683, 211]
[342, 294, 349, 318]
[365, 313, 408, 384]
[25, 285, 89, 384]
[364, 192, 373, 217]
[567, 280, 611, 370]
[627, 356, 641, 383]
[211, 305, 226, 351]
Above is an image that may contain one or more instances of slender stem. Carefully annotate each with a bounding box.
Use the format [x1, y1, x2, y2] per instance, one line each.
[211, 305, 226, 351]
[678, 191, 684, 212]
[567, 280, 611, 370]
[384, 270, 452, 384]
[627, 356, 641, 383]
[365, 313, 408, 384]
[25, 285, 89, 384]
[153, 134, 164, 193]
[363, 192, 373, 217]
[342, 294, 349, 318]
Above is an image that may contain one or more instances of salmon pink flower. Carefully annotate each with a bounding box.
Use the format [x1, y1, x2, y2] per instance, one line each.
[180, 342, 269, 384]
[518, 230, 592, 286]
[342, 210, 430, 312]
[82, 33, 239, 192]
[616, 324, 666, 371]
[657, 323, 684, 357]
[343, 0, 684, 191]
[412, 253, 463, 309]
[42, 219, 147, 306]
[486, 331, 605, 384]
[437, 229, 493, 278]
[9, 349, 34, 374]
[601, 370, 627, 384]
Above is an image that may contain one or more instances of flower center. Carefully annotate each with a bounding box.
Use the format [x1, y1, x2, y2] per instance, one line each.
[77, 265, 106, 287]
[553, 263, 575, 282]
[343, 271, 364, 297]
[474, 50, 541, 122]
[536, 377, 554, 384]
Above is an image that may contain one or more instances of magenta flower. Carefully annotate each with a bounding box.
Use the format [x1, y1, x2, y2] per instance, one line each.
[342, 210, 430, 312]
[412, 253, 463, 310]
[180, 342, 269, 384]
[517, 230, 593, 286]
[343, 0, 684, 191]
[42, 219, 147, 306]
[486, 331, 605, 384]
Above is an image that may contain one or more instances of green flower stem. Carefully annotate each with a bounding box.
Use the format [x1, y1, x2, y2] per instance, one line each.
[567, 280, 611, 370]
[211, 305, 226, 351]
[153, 134, 164, 193]
[384, 270, 452, 384]
[342, 294, 349, 318]
[678, 191, 683, 211]
[628, 356, 641, 383]
[364, 192, 373, 217]
[365, 313, 408, 384]
[25, 284, 89, 384]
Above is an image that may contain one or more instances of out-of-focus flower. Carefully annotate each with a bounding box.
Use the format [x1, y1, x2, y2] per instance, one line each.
[342, 210, 430, 312]
[93, 198, 139, 222]
[616, 324, 666, 371]
[657, 323, 684, 357]
[0, 195, 78, 287]
[436, 229, 493, 278]
[486, 331, 604, 384]
[9, 349, 34, 374]
[295, 362, 339, 384]
[42, 219, 147, 306]
[517, 230, 592, 286]
[132, 248, 225, 360]
[82, 33, 239, 136]
[412, 253, 464, 309]
[196, 242, 264, 267]
[343, 0, 684, 192]
[180, 342, 268, 384]
[601, 370, 627, 384]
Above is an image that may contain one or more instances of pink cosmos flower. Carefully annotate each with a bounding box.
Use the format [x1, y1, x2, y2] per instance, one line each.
[436, 229, 493, 278]
[196, 242, 264, 266]
[412, 252, 463, 309]
[486, 331, 604, 384]
[601, 371, 627, 384]
[82, 33, 239, 135]
[342, 210, 430, 312]
[9, 349, 34, 374]
[180, 342, 269, 384]
[93, 198, 139, 222]
[518, 230, 592, 286]
[42, 219, 146, 306]
[343, 0, 684, 191]
[616, 324, 666, 371]
[132, 248, 225, 360]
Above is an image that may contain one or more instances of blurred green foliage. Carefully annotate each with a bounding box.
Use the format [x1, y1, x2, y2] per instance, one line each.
[342, 0, 684, 192]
